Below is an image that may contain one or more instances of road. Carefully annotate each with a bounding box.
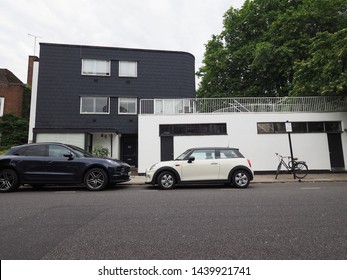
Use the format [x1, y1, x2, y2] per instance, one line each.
[0, 182, 346, 260]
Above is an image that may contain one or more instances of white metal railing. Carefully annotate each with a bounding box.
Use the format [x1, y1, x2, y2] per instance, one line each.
[140, 96, 347, 115]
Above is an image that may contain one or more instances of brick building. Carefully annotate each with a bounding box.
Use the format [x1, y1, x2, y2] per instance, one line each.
[0, 69, 24, 118]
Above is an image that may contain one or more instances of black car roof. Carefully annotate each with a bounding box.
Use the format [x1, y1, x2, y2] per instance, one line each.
[10, 142, 65, 148]
[13, 142, 65, 146]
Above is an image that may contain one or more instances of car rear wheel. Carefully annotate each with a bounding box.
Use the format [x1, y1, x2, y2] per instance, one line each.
[0, 169, 20, 192]
[231, 170, 250, 188]
[84, 168, 108, 191]
[157, 171, 176, 190]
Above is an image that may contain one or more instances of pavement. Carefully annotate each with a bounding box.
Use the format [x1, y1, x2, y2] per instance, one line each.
[127, 172, 347, 185]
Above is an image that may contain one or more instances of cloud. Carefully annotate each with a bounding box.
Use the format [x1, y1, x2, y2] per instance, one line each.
[0, 0, 245, 84]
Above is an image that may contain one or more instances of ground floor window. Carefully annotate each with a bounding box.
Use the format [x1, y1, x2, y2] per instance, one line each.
[159, 123, 227, 136]
[257, 121, 342, 134]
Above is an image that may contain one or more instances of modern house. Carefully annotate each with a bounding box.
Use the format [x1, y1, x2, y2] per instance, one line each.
[29, 43, 195, 166]
[29, 43, 347, 173]
[0, 69, 24, 118]
[138, 97, 347, 173]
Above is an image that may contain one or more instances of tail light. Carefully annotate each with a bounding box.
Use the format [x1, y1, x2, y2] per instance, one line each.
[247, 159, 252, 168]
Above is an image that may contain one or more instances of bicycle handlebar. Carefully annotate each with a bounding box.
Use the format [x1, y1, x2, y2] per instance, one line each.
[275, 153, 298, 160]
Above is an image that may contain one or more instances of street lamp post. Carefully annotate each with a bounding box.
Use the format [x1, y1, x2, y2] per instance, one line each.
[285, 121, 296, 179]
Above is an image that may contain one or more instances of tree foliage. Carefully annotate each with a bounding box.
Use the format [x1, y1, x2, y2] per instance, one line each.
[22, 84, 32, 120]
[197, 0, 347, 97]
[0, 114, 29, 150]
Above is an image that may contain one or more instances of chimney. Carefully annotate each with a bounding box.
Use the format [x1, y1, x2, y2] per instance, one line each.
[27, 55, 39, 86]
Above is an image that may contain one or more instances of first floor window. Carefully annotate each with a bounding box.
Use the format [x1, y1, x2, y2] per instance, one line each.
[80, 97, 109, 114]
[119, 61, 137, 77]
[82, 59, 111, 76]
[119, 98, 137, 114]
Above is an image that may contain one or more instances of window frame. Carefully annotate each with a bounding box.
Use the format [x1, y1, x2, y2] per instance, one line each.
[118, 97, 138, 115]
[119, 61, 138, 78]
[81, 59, 111, 76]
[80, 97, 110, 114]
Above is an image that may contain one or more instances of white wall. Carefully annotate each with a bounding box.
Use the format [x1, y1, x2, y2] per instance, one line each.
[138, 112, 347, 173]
[28, 61, 39, 143]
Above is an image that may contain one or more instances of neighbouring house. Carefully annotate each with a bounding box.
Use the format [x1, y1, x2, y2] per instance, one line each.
[29, 43, 195, 166]
[138, 97, 347, 173]
[0, 69, 24, 118]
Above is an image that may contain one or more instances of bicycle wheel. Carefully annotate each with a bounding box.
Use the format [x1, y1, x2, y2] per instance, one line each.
[294, 162, 308, 179]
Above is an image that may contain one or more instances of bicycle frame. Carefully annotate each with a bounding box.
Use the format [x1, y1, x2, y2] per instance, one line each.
[275, 153, 308, 180]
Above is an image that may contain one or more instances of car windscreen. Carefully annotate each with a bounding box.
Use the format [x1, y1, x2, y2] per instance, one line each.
[175, 149, 192, 160]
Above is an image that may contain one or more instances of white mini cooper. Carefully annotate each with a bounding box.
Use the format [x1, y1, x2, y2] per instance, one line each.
[145, 147, 254, 189]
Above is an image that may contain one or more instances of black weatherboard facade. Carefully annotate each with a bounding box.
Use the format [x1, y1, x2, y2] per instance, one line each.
[33, 43, 195, 166]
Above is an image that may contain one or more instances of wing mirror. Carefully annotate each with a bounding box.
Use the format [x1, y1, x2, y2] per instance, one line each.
[188, 156, 195, 163]
[63, 153, 74, 160]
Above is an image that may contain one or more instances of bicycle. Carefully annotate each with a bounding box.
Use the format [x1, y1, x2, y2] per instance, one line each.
[275, 153, 308, 180]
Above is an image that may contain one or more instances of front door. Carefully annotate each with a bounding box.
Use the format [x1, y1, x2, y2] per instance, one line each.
[161, 136, 174, 161]
[121, 134, 138, 166]
[327, 133, 345, 171]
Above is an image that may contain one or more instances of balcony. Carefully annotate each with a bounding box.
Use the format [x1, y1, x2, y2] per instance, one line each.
[140, 96, 347, 115]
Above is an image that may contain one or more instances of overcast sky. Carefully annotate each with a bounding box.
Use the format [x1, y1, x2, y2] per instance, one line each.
[0, 0, 245, 86]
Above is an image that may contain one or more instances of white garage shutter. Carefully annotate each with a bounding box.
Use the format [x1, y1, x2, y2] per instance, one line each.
[36, 133, 85, 149]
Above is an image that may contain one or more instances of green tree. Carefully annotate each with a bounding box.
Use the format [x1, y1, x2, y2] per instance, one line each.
[0, 114, 28, 149]
[197, 0, 347, 97]
[291, 29, 347, 96]
[22, 84, 32, 120]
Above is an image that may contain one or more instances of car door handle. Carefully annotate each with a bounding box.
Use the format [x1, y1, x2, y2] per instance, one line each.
[210, 163, 218, 165]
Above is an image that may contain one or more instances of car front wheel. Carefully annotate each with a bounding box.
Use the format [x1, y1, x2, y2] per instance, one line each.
[84, 168, 108, 191]
[231, 170, 250, 188]
[157, 171, 176, 190]
[0, 169, 20, 192]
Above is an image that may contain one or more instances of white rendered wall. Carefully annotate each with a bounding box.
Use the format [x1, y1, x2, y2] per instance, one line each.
[138, 112, 347, 173]
[28, 61, 39, 143]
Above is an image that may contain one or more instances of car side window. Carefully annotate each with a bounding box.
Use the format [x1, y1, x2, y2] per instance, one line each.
[190, 149, 215, 160]
[49, 145, 71, 157]
[219, 149, 240, 159]
[15, 145, 48, 156]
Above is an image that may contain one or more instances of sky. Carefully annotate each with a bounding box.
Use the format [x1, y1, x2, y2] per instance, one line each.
[0, 0, 245, 86]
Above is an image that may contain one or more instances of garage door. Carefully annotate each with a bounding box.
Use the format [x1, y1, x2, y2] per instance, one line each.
[36, 133, 85, 149]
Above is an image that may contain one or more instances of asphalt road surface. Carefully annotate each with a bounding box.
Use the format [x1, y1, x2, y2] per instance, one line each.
[0, 182, 346, 260]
